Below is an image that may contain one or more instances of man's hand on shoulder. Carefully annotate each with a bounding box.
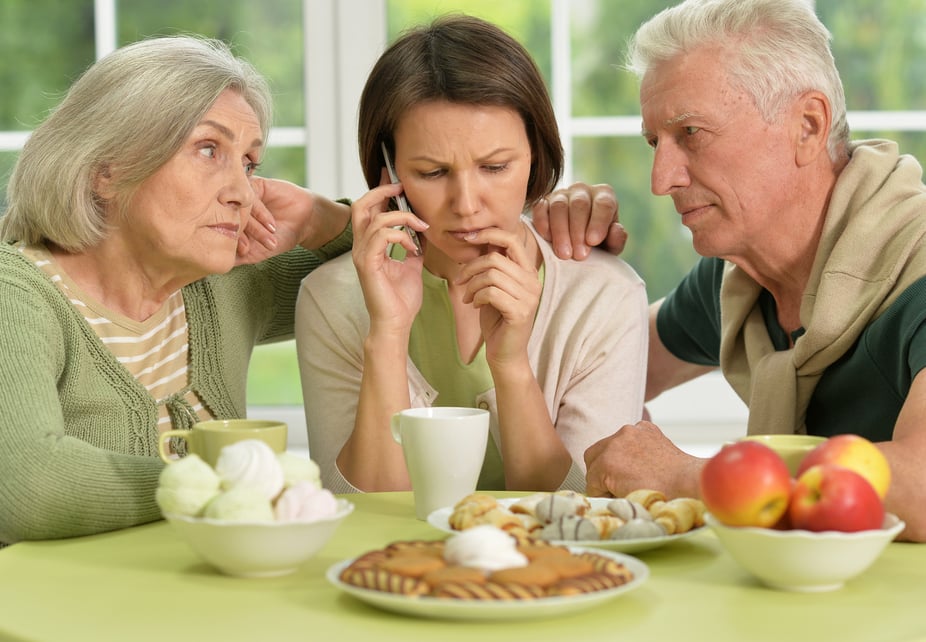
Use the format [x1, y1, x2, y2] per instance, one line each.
[530, 182, 627, 260]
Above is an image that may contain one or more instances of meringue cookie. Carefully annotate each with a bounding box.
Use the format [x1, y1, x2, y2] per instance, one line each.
[214, 439, 285, 500]
[155, 454, 221, 516]
[203, 486, 274, 522]
[276, 452, 322, 489]
[274, 482, 337, 521]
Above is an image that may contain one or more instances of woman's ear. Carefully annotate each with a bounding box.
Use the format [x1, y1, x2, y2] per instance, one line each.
[92, 164, 117, 200]
[794, 91, 831, 167]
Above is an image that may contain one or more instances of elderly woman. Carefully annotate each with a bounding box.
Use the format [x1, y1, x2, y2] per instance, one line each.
[0, 36, 352, 543]
[296, 15, 649, 495]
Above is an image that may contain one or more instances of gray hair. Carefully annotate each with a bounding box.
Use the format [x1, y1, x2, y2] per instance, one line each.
[1, 36, 272, 250]
[626, 0, 848, 160]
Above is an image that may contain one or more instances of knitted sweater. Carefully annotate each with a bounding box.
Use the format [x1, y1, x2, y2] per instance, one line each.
[0, 230, 351, 543]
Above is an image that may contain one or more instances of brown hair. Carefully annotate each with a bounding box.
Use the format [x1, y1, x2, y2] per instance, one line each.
[357, 14, 562, 208]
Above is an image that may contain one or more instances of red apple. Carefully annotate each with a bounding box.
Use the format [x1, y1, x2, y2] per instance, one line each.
[797, 434, 890, 499]
[771, 478, 799, 530]
[700, 441, 792, 527]
[789, 464, 885, 532]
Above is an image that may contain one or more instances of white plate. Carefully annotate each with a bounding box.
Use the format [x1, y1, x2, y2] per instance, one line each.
[326, 547, 648, 621]
[427, 497, 705, 554]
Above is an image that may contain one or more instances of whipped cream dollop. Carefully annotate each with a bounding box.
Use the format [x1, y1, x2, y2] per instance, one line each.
[214, 439, 285, 500]
[443, 525, 528, 571]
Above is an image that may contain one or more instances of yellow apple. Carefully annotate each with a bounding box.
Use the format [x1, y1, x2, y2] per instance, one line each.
[796, 434, 890, 499]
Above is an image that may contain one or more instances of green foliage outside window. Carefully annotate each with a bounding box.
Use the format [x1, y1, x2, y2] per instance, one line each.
[2, 0, 925, 405]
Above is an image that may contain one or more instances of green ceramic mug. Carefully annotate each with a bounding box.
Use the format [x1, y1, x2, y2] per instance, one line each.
[158, 419, 287, 467]
[737, 434, 827, 476]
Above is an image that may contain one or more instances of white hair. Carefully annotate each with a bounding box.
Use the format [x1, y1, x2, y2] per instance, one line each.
[626, 0, 848, 160]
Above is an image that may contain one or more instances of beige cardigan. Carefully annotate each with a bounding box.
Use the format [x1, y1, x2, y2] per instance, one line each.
[295, 221, 648, 494]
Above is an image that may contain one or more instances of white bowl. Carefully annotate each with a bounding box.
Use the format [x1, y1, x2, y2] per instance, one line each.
[165, 498, 354, 578]
[705, 512, 904, 592]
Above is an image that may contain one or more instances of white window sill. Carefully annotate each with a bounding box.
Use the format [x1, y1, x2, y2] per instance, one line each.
[250, 372, 746, 463]
[646, 372, 747, 458]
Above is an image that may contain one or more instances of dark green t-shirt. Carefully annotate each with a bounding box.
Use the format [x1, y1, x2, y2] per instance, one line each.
[656, 257, 926, 441]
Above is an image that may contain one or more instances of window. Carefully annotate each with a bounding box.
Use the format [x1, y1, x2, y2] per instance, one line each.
[2, 0, 925, 429]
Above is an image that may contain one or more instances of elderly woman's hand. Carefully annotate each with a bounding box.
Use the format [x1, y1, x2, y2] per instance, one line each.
[235, 177, 351, 265]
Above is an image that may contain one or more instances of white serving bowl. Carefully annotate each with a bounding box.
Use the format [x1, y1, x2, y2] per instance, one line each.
[165, 498, 354, 578]
[705, 512, 904, 592]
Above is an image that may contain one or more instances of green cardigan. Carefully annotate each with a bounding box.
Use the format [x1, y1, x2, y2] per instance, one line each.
[0, 230, 351, 543]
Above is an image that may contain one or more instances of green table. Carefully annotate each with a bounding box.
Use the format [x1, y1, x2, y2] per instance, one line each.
[1, 491, 924, 642]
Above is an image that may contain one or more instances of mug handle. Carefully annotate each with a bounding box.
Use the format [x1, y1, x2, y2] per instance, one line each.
[390, 415, 403, 445]
[157, 429, 190, 464]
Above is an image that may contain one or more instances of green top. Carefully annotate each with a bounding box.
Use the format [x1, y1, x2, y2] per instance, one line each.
[657, 256, 926, 441]
[408, 268, 495, 408]
[0, 228, 352, 543]
[407, 264, 546, 489]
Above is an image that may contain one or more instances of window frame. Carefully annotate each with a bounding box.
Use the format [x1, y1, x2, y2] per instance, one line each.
[0, 0, 923, 449]
[2, 0, 924, 191]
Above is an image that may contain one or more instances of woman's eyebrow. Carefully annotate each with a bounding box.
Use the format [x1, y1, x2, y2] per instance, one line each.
[199, 119, 263, 148]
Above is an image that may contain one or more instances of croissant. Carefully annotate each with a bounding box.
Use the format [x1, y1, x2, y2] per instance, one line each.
[539, 515, 599, 541]
[535, 492, 590, 523]
[609, 518, 666, 539]
[650, 497, 703, 534]
[508, 492, 549, 515]
[682, 497, 706, 528]
[448, 494, 502, 530]
[606, 497, 651, 522]
[624, 488, 666, 509]
[587, 514, 625, 539]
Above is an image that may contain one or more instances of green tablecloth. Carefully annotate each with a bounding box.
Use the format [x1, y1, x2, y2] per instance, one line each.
[0, 491, 924, 642]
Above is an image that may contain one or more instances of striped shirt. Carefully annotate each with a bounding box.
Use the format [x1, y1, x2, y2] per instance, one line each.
[18, 243, 213, 432]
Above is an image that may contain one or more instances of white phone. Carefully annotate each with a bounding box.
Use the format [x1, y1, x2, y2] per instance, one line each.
[381, 141, 423, 255]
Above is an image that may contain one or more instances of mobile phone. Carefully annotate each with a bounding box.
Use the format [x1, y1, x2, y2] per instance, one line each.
[381, 141, 423, 255]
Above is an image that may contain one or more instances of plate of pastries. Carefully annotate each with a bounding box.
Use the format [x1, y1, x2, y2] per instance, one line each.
[327, 527, 649, 620]
[427, 489, 707, 554]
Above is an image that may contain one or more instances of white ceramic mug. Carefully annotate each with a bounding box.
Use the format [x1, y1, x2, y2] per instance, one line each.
[390, 407, 490, 520]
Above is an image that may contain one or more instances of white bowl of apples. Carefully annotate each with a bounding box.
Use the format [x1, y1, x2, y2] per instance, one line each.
[701, 435, 904, 592]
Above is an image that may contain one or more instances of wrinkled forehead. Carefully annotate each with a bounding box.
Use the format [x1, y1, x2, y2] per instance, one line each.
[640, 49, 738, 123]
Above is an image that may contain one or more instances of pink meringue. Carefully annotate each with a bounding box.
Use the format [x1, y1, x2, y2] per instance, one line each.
[274, 481, 338, 522]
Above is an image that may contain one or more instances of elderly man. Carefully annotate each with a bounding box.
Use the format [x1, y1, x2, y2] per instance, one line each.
[558, 0, 926, 542]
